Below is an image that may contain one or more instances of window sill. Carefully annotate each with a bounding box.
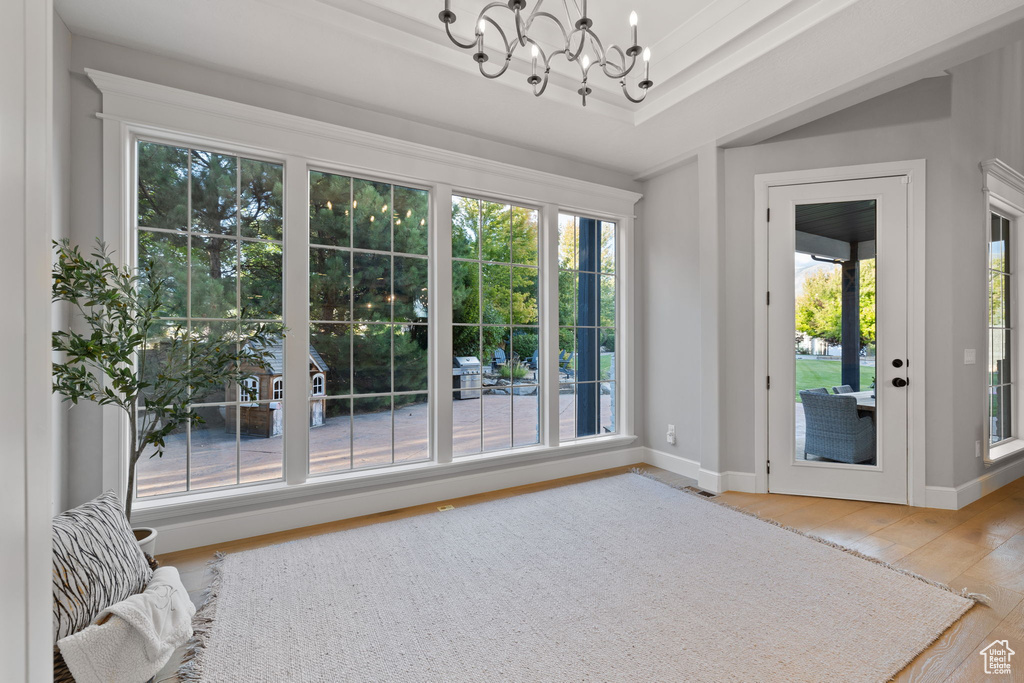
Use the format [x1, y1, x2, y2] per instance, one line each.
[986, 438, 1024, 464]
[130, 434, 638, 525]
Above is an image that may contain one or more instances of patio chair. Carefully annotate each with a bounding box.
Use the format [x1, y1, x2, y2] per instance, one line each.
[804, 387, 829, 394]
[559, 351, 575, 379]
[491, 347, 506, 372]
[799, 390, 875, 464]
[527, 349, 539, 370]
[832, 385, 854, 394]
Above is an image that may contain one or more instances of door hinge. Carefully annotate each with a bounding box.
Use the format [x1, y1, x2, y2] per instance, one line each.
[766, 376, 771, 390]
[766, 291, 770, 305]
[767, 460, 771, 474]
[766, 207, 771, 222]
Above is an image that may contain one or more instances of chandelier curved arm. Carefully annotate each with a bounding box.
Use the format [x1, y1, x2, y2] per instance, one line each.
[620, 77, 652, 104]
[482, 14, 513, 54]
[522, 11, 571, 49]
[600, 45, 636, 79]
[443, 21, 477, 50]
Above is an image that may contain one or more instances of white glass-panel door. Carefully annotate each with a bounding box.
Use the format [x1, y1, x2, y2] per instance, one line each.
[767, 176, 908, 504]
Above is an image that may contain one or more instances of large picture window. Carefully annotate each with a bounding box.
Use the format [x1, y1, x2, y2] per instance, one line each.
[559, 214, 616, 440]
[451, 196, 540, 455]
[308, 171, 430, 474]
[134, 140, 284, 497]
[119, 113, 632, 509]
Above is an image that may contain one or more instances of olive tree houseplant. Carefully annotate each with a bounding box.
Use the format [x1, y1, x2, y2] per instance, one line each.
[51, 239, 277, 544]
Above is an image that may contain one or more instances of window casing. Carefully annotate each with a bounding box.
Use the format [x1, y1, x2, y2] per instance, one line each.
[109, 91, 636, 511]
[983, 159, 1024, 463]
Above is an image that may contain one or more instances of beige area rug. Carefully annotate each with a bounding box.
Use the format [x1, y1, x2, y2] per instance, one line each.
[179, 473, 976, 682]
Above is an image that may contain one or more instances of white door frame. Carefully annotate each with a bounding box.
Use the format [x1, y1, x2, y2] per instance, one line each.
[752, 160, 927, 506]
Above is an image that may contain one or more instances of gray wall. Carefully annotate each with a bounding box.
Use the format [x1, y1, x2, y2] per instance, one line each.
[52, 16, 72, 513]
[637, 160, 701, 459]
[62, 35, 644, 508]
[637, 40, 1024, 491]
[720, 75, 954, 485]
[948, 41, 1024, 487]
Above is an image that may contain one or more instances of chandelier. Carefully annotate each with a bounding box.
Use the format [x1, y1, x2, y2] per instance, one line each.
[439, 0, 653, 106]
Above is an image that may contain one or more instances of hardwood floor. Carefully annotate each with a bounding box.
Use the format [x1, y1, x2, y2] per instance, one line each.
[156, 465, 1024, 682]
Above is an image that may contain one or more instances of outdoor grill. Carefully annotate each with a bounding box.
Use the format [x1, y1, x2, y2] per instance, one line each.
[452, 356, 481, 399]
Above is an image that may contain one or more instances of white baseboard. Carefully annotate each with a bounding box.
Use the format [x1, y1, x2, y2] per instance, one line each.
[722, 471, 757, 493]
[154, 447, 645, 553]
[697, 468, 757, 494]
[643, 448, 700, 480]
[639, 448, 755, 494]
[926, 455, 1024, 510]
[923, 486, 959, 510]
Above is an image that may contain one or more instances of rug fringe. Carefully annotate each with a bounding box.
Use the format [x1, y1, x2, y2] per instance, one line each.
[176, 551, 227, 683]
[630, 468, 990, 607]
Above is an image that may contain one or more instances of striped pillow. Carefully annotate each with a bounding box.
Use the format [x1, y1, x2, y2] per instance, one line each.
[52, 491, 153, 641]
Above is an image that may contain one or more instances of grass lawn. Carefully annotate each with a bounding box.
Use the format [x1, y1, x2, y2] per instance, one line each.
[795, 359, 875, 401]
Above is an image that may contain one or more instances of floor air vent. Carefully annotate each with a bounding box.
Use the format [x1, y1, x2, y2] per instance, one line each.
[684, 486, 717, 498]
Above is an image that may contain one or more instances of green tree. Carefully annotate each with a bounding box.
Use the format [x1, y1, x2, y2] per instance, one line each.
[51, 240, 277, 522]
[451, 196, 538, 360]
[795, 260, 875, 347]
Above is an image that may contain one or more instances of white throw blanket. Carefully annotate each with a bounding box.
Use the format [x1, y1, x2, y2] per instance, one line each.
[58, 566, 196, 683]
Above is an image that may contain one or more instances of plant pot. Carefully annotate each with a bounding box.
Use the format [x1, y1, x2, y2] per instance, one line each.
[133, 527, 158, 556]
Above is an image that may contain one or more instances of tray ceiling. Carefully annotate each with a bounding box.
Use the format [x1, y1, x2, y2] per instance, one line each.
[56, 0, 1024, 177]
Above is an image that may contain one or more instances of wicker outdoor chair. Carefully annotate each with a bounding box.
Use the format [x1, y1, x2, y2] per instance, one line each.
[832, 385, 854, 394]
[800, 390, 875, 463]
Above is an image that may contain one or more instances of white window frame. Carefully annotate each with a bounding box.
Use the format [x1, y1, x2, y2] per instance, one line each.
[311, 373, 324, 397]
[983, 160, 1024, 463]
[273, 377, 285, 401]
[91, 69, 640, 521]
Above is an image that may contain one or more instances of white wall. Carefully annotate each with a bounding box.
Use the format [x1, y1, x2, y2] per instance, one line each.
[52, 15, 72, 513]
[637, 161, 701, 464]
[2, 0, 56, 678]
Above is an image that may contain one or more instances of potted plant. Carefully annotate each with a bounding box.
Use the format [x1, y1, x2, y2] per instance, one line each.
[51, 239, 277, 554]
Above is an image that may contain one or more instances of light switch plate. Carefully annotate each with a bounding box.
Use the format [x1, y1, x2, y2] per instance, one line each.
[965, 348, 976, 365]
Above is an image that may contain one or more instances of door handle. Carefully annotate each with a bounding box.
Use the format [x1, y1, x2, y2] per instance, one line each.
[892, 377, 908, 388]
[892, 359, 904, 368]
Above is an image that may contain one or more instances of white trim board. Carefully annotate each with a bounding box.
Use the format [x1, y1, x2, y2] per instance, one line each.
[699, 469, 757, 494]
[641, 448, 755, 494]
[85, 70, 641, 216]
[752, 160, 928, 505]
[644, 448, 700, 481]
[925, 455, 1024, 510]
[153, 447, 645, 553]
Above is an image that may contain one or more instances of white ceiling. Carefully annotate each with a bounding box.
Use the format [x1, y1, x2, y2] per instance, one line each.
[57, 0, 1024, 178]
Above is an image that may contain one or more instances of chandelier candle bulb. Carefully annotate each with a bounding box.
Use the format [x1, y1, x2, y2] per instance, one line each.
[643, 47, 651, 80]
[531, 44, 538, 74]
[630, 11, 638, 46]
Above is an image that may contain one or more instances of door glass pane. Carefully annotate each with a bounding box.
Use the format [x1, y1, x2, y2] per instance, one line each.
[794, 200, 877, 466]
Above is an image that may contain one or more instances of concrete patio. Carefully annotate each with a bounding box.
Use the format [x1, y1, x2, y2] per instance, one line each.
[136, 391, 613, 497]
